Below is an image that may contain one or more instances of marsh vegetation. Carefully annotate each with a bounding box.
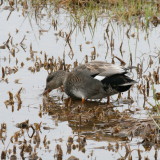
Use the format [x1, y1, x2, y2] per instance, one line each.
[0, 0, 160, 159]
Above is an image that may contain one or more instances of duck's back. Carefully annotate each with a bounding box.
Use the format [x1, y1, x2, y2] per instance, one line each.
[74, 61, 127, 77]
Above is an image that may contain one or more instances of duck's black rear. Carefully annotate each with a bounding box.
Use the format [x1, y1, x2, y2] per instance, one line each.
[102, 74, 136, 93]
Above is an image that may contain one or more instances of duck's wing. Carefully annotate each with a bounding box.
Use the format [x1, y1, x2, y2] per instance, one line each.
[74, 61, 127, 79]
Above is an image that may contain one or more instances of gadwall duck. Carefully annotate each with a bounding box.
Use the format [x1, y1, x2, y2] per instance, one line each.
[44, 61, 136, 102]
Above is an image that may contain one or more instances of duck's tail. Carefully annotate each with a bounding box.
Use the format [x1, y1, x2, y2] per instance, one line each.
[102, 74, 137, 93]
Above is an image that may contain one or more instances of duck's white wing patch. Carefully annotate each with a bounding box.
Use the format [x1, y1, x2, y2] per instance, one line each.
[94, 75, 106, 81]
[93, 64, 126, 81]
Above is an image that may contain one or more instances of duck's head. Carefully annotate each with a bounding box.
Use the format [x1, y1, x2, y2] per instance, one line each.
[43, 70, 66, 95]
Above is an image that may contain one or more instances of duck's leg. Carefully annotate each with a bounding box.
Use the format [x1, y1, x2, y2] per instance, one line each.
[82, 98, 85, 103]
[117, 93, 121, 100]
[107, 96, 110, 104]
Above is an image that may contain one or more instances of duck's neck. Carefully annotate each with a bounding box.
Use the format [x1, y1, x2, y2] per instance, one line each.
[59, 70, 68, 86]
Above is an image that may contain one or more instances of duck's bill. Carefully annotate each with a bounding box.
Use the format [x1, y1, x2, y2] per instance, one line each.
[43, 89, 51, 96]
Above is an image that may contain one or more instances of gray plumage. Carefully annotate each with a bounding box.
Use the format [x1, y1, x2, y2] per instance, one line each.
[44, 61, 136, 99]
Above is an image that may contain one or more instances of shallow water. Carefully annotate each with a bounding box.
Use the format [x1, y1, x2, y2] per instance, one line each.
[0, 3, 160, 160]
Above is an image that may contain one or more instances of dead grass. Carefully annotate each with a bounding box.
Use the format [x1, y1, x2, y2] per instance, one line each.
[26, 0, 160, 29]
